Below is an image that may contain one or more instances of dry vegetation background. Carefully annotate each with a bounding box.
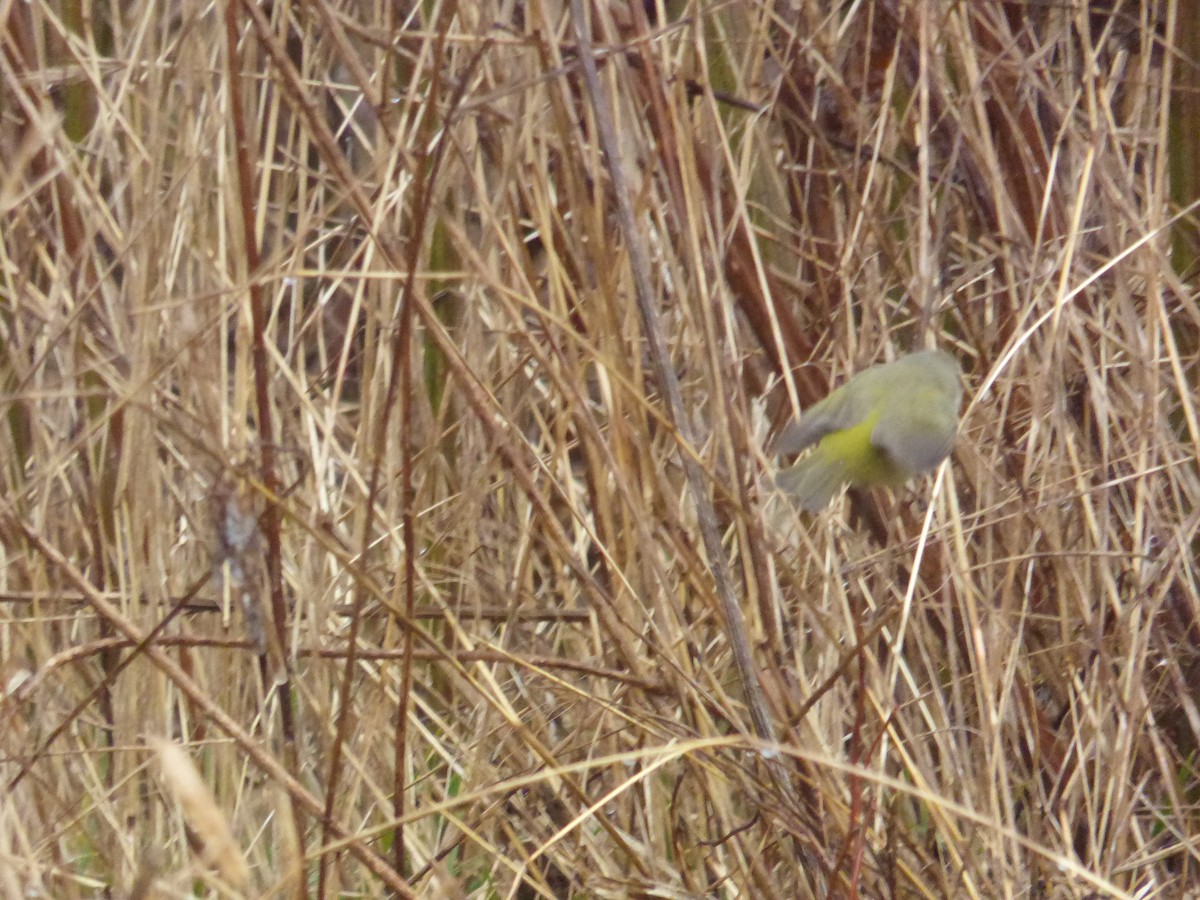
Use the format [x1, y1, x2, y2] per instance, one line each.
[2, 0, 1199, 897]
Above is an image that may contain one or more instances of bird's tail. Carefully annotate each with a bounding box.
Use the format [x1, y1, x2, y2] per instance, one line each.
[775, 450, 847, 512]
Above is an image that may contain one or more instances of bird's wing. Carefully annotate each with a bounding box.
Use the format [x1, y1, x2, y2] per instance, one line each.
[773, 366, 895, 455]
[772, 396, 838, 454]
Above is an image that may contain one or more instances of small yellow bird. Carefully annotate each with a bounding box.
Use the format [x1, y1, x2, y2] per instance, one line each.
[774, 350, 963, 511]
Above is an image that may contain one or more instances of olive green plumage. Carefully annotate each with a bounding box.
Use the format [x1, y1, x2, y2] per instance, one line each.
[774, 350, 963, 512]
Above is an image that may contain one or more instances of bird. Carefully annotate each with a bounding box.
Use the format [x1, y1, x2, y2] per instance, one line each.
[774, 349, 963, 512]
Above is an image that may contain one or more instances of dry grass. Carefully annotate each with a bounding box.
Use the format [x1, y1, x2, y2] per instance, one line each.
[2, 1, 1199, 897]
